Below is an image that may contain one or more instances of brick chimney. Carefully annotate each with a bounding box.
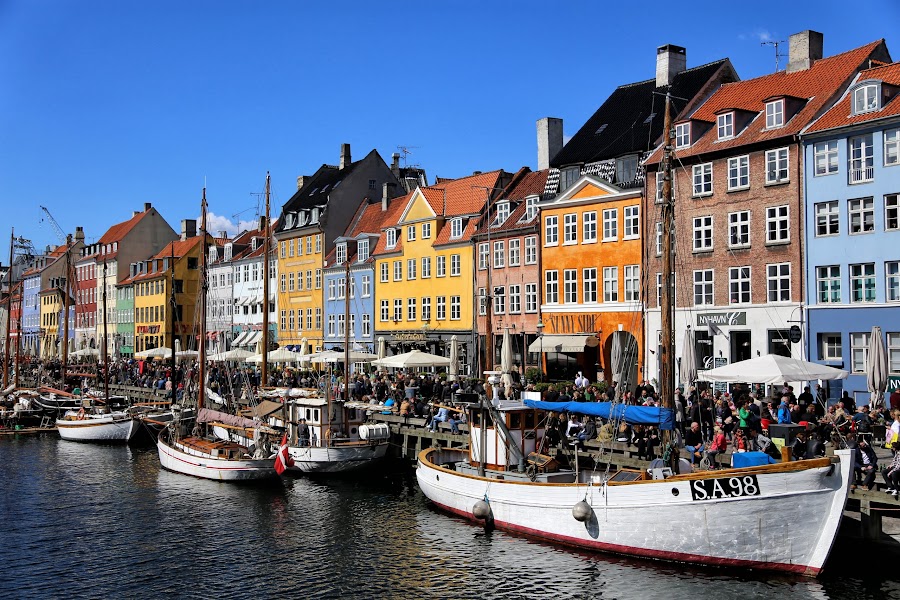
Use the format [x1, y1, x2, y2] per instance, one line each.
[656, 44, 686, 87]
[181, 219, 197, 241]
[786, 30, 823, 73]
[297, 175, 309, 190]
[74, 226, 84, 243]
[391, 152, 401, 177]
[339, 143, 351, 170]
[536, 117, 563, 170]
[144, 202, 152, 212]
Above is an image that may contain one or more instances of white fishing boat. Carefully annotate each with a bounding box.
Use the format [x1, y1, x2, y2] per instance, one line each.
[57, 407, 139, 442]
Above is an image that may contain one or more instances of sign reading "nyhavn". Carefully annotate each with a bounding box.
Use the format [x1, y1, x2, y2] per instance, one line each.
[697, 312, 746, 326]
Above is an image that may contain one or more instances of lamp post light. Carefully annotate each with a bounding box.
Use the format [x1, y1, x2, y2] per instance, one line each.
[536, 320, 544, 383]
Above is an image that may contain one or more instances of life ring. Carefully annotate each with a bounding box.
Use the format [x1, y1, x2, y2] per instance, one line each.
[76, 408, 86, 420]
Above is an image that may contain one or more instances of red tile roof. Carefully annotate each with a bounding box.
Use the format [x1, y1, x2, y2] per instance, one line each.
[369, 193, 411, 258]
[806, 61, 900, 133]
[418, 170, 505, 216]
[473, 168, 549, 237]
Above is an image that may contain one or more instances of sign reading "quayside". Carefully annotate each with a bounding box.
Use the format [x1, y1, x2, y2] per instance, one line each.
[696, 312, 747, 326]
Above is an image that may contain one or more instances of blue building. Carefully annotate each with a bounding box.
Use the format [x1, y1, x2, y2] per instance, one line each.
[803, 61, 900, 402]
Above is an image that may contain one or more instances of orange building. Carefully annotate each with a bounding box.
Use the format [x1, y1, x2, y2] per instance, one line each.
[538, 175, 643, 385]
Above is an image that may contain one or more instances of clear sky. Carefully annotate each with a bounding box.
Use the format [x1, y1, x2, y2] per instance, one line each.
[1, 0, 897, 254]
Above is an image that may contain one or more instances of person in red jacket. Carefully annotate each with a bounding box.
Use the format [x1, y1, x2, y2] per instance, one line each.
[708, 426, 728, 469]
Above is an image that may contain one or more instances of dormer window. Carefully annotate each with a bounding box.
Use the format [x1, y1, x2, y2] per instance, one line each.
[765, 99, 785, 128]
[675, 123, 691, 148]
[224, 243, 233, 261]
[853, 83, 879, 115]
[524, 196, 538, 221]
[357, 239, 369, 262]
[615, 155, 638, 183]
[560, 167, 580, 192]
[494, 202, 510, 226]
[717, 112, 734, 140]
[209, 246, 218, 262]
[251, 237, 259, 251]
[386, 228, 397, 249]
[311, 207, 320, 224]
[336, 243, 347, 265]
[450, 218, 463, 239]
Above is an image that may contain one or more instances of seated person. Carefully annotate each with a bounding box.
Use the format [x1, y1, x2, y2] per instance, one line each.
[577, 417, 597, 451]
[683, 422, 705, 466]
[707, 426, 728, 468]
[855, 437, 878, 490]
[430, 406, 459, 434]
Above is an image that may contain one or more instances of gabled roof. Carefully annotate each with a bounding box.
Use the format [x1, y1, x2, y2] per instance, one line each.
[128, 236, 204, 284]
[416, 170, 507, 217]
[368, 193, 412, 259]
[806, 61, 900, 133]
[651, 40, 887, 161]
[552, 59, 735, 167]
[474, 168, 550, 237]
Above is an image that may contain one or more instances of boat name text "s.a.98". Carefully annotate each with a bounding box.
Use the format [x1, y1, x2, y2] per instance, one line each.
[689, 475, 761, 501]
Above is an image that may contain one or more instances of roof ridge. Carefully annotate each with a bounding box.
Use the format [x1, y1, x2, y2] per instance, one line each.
[617, 57, 730, 89]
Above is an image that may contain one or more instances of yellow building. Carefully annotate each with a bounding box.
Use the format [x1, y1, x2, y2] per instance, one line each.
[275, 230, 323, 351]
[39, 279, 72, 358]
[373, 171, 510, 375]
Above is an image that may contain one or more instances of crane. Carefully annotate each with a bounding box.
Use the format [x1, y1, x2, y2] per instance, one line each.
[39, 205, 69, 246]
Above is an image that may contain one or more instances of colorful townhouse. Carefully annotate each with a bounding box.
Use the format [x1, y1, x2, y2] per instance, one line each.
[373, 171, 513, 376]
[803, 60, 900, 399]
[74, 250, 97, 353]
[644, 31, 890, 389]
[275, 144, 403, 352]
[472, 167, 548, 375]
[39, 273, 74, 358]
[229, 225, 277, 352]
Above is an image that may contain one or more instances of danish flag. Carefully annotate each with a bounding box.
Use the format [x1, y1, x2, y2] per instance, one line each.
[274, 433, 294, 475]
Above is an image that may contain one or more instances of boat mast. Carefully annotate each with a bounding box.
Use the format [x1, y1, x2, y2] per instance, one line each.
[14, 281, 22, 389]
[344, 261, 351, 397]
[261, 173, 270, 389]
[61, 237, 72, 384]
[3, 228, 13, 388]
[170, 243, 176, 376]
[198, 188, 208, 412]
[101, 258, 109, 401]
[659, 93, 676, 444]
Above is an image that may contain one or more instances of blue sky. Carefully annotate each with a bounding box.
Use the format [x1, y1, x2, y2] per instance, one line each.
[1, 0, 897, 253]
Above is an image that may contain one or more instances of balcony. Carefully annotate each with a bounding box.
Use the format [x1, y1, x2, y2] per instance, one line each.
[849, 166, 874, 184]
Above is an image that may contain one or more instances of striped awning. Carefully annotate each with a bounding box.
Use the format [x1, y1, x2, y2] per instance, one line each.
[232, 331, 250, 346]
[528, 334, 599, 354]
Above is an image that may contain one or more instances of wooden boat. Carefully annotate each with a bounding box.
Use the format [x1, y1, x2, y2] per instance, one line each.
[57, 407, 139, 442]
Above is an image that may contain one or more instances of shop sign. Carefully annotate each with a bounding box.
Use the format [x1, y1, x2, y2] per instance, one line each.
[697, 312, 746, 326]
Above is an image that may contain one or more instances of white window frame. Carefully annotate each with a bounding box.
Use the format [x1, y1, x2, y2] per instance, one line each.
[386, 228, 397, 249]
[495, 202, 510, 226]
[655, 222, 662, 256]
[729, 266, 751, 305]
[407, 258, 416, 280]
[436, 296, 446, 320]
[362, 313, 371, 337]
[478, 288, 486, 316]
[822, 333, 842, 362]
[525, 236, 537, 264]
[692, 163, 712, 197]
[525, 283, 538, 313]
[888, 261, 900, 303]
[765, 99, 784, 129]
[766, 262, 791, 303]
[728, 211, 750, 248]
[886, 128, 900, 167]
[421, 257, 431, 279]
[765, 147, 789, 184]
[450, 296, 461, 320]
[886, 194, 899, 231]
[525, 196, 538, 221]
[814, 140, 839, 176]
[765, 205, 790, 244]
[508, 238, 520, 266]
[393, 299, 403, 322]
[508, 285, 521, 313]
[583, 268, 597, 303]
[727, 155, 750, 190]
[563, 269, 577, 304]
[357, 239, 369, 262]
[422, 297, 431, 321]
[544, 215, 558, 246]
[361, 274, 371, 297]
[583, 211, 597, 243]
[816, 265, 842, 304]
[624, 205, 639, 239]
[675, 122, 690, 148]
[450, 254, 461, 277]
[493, 241, 505, 268]
[693, 215, 713, 252]
[602, 208, 618, 241]
[602, 267, 618, 302]
[393, 261, 402, 281]
[563, 213, 578, 244]
[336, 243, 346, 264]
[853, 84, 879, 115]
[849, 134, 875, 184]
[545, 270, 559, 304]
[406, 225, 416, 242]
[422, 222, 432, 239]
[889, 332, 900, 373]
[436, 255, 446, 277]
[815, 201, 840, 236]
[380, 262, 389, 283]
[717, 112, 734, 140]
[849, 197, 875, 234]
[851, 332, 871, 373]
[450, 218, 463, 239]
[693, 269, 714, 306]
[850, 262, 876, 303]
[478, 243, 489, 270]
[407, 297, 416, 321]
[624, 264, 640, 302]
[493, 288, 505, 314]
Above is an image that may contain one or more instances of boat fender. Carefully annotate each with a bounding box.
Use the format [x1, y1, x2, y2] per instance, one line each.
[472, 499, 492, 520]
[572, 500, 593, 522]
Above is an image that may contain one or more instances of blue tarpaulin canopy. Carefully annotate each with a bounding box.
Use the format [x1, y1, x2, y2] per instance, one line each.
[523, 400, 674, 430]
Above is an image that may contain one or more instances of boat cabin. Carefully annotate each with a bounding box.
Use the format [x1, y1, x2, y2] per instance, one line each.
[467, 399, 546, 472]
[285, 395, 367, 446]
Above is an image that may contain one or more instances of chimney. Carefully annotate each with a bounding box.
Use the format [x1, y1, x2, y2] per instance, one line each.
[391, 152, 401, 177]
[218, 230, 227, 239]
[181, 219, 197, 241]
[786, 30, 823, 73]
[258, 216, 267, 232]
[296, 175, 309, 190]
[536, 117, 564, 170]
[656, 44, 687, 87]
[74, 226, 84, 243]
[382, 182, 391, 212]
[339, 143, 351, 170]
[133, 211, 140, 217]
[144, 202, 152, 212]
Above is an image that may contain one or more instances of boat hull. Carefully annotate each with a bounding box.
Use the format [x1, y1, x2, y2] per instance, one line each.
[287, 442, 389, 474]
[416, 448, 852, 576]
[157, 432, 278, 482]
[56, 413, 139, 442]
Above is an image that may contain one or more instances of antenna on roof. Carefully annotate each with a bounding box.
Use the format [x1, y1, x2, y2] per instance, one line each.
[761, 40, 787, 72]
[396, 145, 419, 168]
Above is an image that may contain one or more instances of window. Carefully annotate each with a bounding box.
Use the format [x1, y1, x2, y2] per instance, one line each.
[421, 257, 431, 278]
[436, 256, 446, 277]
[525, 284, 538, 313]
[368, 179, 377, 190]
[336, 277, 346, 299]
[336, 243, 346, 264]
[583, 268, 597, 303]
[560, 167, 580, 191]
[280, 273, 286, 292]
[407, 298, 416, 321]
[564, 269, 577, 303]
[694, 270, 714, 306]
[315, 269, 321, 289]
[393, 261, 402, 281]
[765, 205, 790, 243]
[545, 270, 559, 304]
[602, 208, 617, 241]
[450, 254, 461, 276]
[816, 266, 841, 303]
[765, 147, 789, 184]
[887, 194, 899, 230]
[582, 211, 597, 243]
[525, 236, 537, 264]
[327, 315, 335, 337]
[615, 155, 638, 183]
[717, 112, 734, 139]
[675, 122, 690, 148]
[288, 272, 295, 292]
[327, 279, 335, 300]
[889, 333, 900, 373]
[563, 214, 577, 244]
[509, 285, 521, 313]
[493, 288, 505, 314]
[767, 263, 791, 302]
[393, 299, 403, 322]
[545, 215, 558, 245]
[436, 296, 446, 320]
[727, 156, 749, 190]
[478, 289, 486, 315]
[693, 216, 713, 251]
[822, 334, 842, 361]
[814, 140, 839, 176]
[729, 266, 751, 304]
[728, 211, 750, 248]
[337, 314, 345, 337]
[624, 265, 640, 302]
[766, 99, 784, 128]
[815, 201, 839, 236]
[407, 225, 416, 242]
[493, 241, 505, 268]
[280, 310, 287, 330]
[357, 239, 369, 262]
[450, 218, 463, 239]
[495, 202, 510, 226]
[849, 134, 874, 183]
[525, 196, 539, 221]
[386, 228, 397, 249]
[362, 314, 371, 337]
[886, 261, 900, 302]
[422, 297, 431, 322]
[508, 239, 520, 266]
[450, 296, 461, 320]
[853, 84, 878, 115]
[886, 129, 900, 166]
[315, 235, 321, 253]
[655, 222, 662, 255]
[850, 263, 876, 303]
[314, 308, 320, 330]
[422, 222, 432, 239]
[603, 267, 618, 302]
[380, 262, 389, 283]
[624, 206, 639, 239]
[692, 163, 712, 196]
[478, 243, 489, 270]
[361, 275, 371, 297]
[851, 332, 870, 373]
[849, 197, 875, 234]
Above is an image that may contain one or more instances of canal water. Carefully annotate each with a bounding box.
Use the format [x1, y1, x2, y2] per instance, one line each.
[1, 434, 899, 600]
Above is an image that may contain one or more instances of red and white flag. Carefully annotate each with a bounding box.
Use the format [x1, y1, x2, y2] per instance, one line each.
[274, 433, 294, 475]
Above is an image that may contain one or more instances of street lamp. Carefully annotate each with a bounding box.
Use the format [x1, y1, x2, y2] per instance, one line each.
[536, 320, 544, 382]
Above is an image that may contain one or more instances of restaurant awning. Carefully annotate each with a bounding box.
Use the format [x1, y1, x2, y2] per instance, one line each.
[232, 331, 250, 346]
[528, 334, 599, 354]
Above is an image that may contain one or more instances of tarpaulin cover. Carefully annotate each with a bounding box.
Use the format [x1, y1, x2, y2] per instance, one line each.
[523, 400, 674, 430]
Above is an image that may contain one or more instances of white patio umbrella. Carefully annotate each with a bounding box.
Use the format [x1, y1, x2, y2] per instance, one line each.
[376, 336, 386, 361]
[500, 328, 514, 391]
[72, 347, 100, 359]
[681, 328, 698, 388]
[298, 337, 308, 357]
[246, 347, 302, 364]
[322, 350, 378, 363]
[298, 350, 343, 364]
[698, 353, 848, 385]
[372, 349, 451, 369]
[448, 335, 459, 382]
[867, 325, 888, 409]
[208, 347, 254, 362]
[135, 346, 173, 359]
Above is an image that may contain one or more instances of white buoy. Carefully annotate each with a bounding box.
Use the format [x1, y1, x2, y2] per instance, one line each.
[572, 500, 593, 522]
[473, 500, 492, 520]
